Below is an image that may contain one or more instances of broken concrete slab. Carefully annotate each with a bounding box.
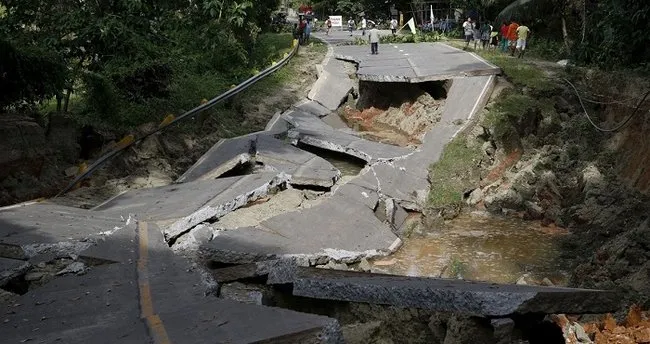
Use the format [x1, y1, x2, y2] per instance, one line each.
[295, 98, 333, 118]
[335, 43, 500, 83]
[94, 173, 289, 242]
[143, 223, 345, 344]
[287, 268, 619, 317]
[264, 111, 290, 134]
[256, 135, 341, 188]
[0, 257, 30, 287]
[283, 110, 411, 163]
[0, 203, 127, 259]
[195, 197, 401, 265]
[176, 132, 265, 183]
[308, 70, 354, 111]
[219, 282, 270, 305]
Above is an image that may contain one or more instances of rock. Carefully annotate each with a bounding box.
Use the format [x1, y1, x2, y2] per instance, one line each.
[358, 258, 372, 272]
[557, 59, 570, 67]
[516, 273, 532, 285]
[341, 321, 382, 344]
[466, 188, 484, 206]
[524, 201, 544, 220]
[491, 318, 515, 344]
[484, 189, 523, 214]
[64, 166, 79, 177]
[218, 282, 270, 305]
[320, 261, 348, 270]
[581, 164, 603, 193]
[373, 258, 397, 266]
[440, 315, 496, 344]
[24, 272, 46, 281]
[541, 278, 555, 287]
[482, 141, 496, 157]
[55, 262, 87, 276]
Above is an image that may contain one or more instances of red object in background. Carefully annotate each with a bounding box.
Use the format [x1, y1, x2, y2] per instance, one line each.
[298, 4, 313, 14]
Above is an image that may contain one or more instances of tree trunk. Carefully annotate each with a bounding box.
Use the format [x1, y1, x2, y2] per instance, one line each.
[63, 88, 72, 113]
[56, 94, 62, 113]
[561, 16, 571, 53]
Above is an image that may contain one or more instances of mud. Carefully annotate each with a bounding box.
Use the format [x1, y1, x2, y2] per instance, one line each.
[340, 81, 448, 146]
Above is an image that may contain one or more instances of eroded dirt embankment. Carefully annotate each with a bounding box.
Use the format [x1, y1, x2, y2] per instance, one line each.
[0, 44, 324, 208]
[421, 64, 650, 313]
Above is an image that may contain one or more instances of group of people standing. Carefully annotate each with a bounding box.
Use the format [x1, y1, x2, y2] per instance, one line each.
[294, 16, 313, 45]
[462, 18, 530, 58]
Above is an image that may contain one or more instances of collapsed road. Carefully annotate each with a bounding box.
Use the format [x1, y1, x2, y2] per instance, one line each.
[0, 31, 617, 343]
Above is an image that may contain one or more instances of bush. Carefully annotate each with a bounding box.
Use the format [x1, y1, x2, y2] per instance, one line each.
[0, 40, 66, 110]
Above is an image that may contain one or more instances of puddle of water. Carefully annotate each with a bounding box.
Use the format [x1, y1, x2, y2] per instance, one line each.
[296, 143, 365, 176]
[372, 213, 570, 285]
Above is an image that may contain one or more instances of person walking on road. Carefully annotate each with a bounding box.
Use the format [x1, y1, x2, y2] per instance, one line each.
[515, 24, 531, 58]
[348, 18, 355, 36]
[326, 18, 332, 36]
[304, 19, 312, 42]
[368, 24, 380, 55]
[506, 20, 520, 56]
[361, 16, 367, 36]
[390, 17, 398, 36]
[463, 17, 474, 49]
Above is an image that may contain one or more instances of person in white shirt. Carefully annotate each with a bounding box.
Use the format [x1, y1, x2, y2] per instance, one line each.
[348, 18, 355, 36]
[361, 17, 367, 35]
[390, 18, 398, 36]
[368, 24, 380, 55]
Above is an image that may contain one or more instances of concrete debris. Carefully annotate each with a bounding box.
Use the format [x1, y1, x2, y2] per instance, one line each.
[218, 282, 270, 305]
[288, 267, 618, 317]
[358, 258, 372, 272]
[55, 262, 87, 276]
[0, 257, 30, 287]
[491, 318, 516, 344]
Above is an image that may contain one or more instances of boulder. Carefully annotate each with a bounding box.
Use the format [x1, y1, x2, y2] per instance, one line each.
[466, 188, 484, 206]
[581, 164, 604, 193]
[524, 201, 544, 220]
[484, 189, 523, 214]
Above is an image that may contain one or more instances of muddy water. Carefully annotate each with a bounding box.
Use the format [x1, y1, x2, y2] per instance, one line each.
[373, 212, 570, 285]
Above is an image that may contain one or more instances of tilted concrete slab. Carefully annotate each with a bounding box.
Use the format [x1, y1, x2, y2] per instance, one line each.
[0, 203, 127, 259]
[143, 223, 344, 344]
[94, 173, 289, 242]
[335, 43, 500, 83]
[177, 132, 266, 183]
[195, 197, 401, 265]
[286, 268, 619, 317]
[295, 98, 333, 118]
[307, 70, 354, 111]
[283, 110, 412, 163]
[256, 135, 341, 188]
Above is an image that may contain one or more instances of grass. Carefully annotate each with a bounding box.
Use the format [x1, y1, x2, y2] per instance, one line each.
[427, 137, 482, 208]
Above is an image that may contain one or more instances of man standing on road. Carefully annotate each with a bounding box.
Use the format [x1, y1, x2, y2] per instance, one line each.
[515, 24, 531, 58]
[506, 20, 519, 56]
[368, 24, 380, 55]
[348, 18, 355, 36]
[326, 18, 332, 36]
[361, 16, 367, 36]
[463, 17, 474, 49]
[390, 17, 398, 36]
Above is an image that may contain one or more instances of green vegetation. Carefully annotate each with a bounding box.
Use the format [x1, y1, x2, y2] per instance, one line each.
[0, 0, 289, 130]
[428, 138, 482, 208]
